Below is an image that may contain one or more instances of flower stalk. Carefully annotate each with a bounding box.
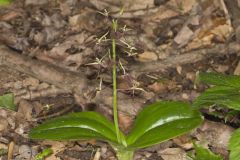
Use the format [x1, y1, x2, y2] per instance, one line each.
[112, 36, 121, 144]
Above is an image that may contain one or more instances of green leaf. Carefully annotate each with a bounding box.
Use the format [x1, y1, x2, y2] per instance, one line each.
[192, 143, 223, 160]
[229, 128, 240, 160]
[35, 148, 53, 160]
[0, 148, 8, 157]
[30, 111, 125, 145]
[0, 0, 11, 5]
[126, 101, 203, 149]
[197, 72, 240, 88]
[193, 86, 240, 110]
[0, 93, 15, 111]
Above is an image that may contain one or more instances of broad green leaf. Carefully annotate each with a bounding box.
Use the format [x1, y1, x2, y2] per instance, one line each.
[192, 143, 223, 160]
[193, 86, 240, 110]
[229, 128, 240, 160]
[0, 0, 11, 5]
[197, 72, 240, 88]
[0, 93, 15, 111]
[35, 148, 53, 160]
[126, 101, 203, 149]
[30, 112, 125, 145]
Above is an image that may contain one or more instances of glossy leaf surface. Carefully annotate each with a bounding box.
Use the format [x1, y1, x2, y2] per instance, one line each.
[193, 86, 240, 110]
[197, 72, 240, 87]
[0, 93, 15, 111]
[229, 128, 240, 160]
[30, 112, 124, 144]
[191, 143, 223, 160]
[126, 101, 203, 149]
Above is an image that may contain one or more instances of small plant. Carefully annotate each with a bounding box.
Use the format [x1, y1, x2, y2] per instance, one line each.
[194, 72, 240, 160]
[188, 143, 223, 160]
[0, 93, 15, 111]
[0, 148, 8, 157]
[194, 72, 240, 110]
[35, 148, 53, 160]
[0, 0, 11, 6]
[29, 14, 203, 160]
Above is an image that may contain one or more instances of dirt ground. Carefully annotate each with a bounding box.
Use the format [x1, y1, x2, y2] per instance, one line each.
[0, 0, 240, 159]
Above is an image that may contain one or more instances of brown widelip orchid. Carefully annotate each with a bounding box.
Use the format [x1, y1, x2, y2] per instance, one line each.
[30, 18, 203, 160]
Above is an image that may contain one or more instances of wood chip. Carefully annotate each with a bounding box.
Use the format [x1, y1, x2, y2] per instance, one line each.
[7, 141, 14, 160]
[234, 61, 240, 75]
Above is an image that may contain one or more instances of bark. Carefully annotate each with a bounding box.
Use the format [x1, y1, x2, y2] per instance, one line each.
[130, 42, 240, 76]
[0, 45, 147, 116]
[1, 42, 239, 115]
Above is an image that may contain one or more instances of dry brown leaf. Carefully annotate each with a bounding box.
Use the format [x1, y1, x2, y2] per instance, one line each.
[210, 24, 232, 42]
[136, 51, 158, 62]
[234, 61, 240, 75]
[117, 75, 138, 91]
[16, 145, 33, 160]
[148, 82, 168, 93]
[0, 116, 9, 132]
[17, 100, 33, 121]
[25, 0, 48, 6]
[180, 0, 197, 13]
[174, 26, 194, 46]
[22, 77, 39, 87]
[118, 112, 134, 133]
[41, 141, 67, 160]
[195, 120, 234, 149]
[69, 9, 102, 32]
[0, 11, 21, 21]
[186, 72, 196, 82]
[36, 32, 91, 70]
[59, 0, 77, 16]
[159, 148, 187, 160]
[0, 143, 8, 149]
[173, 134, 193, 150]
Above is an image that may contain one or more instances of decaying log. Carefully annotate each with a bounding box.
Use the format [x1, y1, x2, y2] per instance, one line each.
[0, 45, 148, 116]
[130, 42, 240, 76]
[1, 42, 240, 115]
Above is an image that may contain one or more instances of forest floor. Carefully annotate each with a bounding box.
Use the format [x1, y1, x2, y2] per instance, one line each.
[0, 0, 240, 159]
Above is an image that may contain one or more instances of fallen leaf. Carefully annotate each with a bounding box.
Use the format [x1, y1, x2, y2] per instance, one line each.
[0, 116, 9, 132]
[118, 112, 134, 133]
[234, 61, 240, 75]
[174, 25, 194, 46]
[159, 148, 187, 160]
[136, 51, 158, 62]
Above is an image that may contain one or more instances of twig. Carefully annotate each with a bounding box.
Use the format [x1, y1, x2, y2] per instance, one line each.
[7, 141, 14, 160]
[93, 148, 101, 160]
[220, 0, 232, 28]
[35, 104, 75, 121]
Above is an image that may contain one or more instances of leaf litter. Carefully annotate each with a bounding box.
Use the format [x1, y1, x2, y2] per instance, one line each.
[0, 0, 239, 159]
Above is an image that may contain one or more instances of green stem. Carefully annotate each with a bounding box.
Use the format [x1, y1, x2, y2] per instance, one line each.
[116, 149, 134, 160]
[112, 38, 121, 143]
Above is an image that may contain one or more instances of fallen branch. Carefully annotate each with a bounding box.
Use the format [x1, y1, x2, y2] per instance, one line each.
[130, 42, 240, 76]
[0, 45, 148, 116]
[1, 42, 239, 115]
